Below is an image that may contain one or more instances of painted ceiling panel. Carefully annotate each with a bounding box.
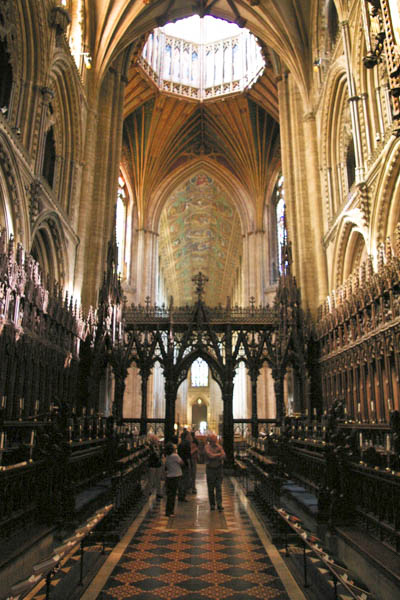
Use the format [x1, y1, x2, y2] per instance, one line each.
[159, 173, 242, 306]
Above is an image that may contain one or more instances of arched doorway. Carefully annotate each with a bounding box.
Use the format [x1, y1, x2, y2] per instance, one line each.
[191, 397, 207, 433]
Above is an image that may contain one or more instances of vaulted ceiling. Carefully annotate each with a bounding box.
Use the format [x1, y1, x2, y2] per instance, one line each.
[121, 73, 280, 304]
[85, 0, 314, 305]
[87, 0, 314, 95]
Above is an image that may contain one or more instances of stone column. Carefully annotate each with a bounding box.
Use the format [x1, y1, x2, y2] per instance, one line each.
[130, 229, 159, 303]
[276, 75, 328, 311]
[77, 60, 127, 307]
[242, 231, 268, 305]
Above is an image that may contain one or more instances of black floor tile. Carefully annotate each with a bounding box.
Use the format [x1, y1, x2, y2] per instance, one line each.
[219, 566, 252, 577]
[176, 579, 213, 591]
[178, 566, 212, 577]
[223, 579, 258, 591]
[138, 565, 170, 576]
[131, 578, 169, 590]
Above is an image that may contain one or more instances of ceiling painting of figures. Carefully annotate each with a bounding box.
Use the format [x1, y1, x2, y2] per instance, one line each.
[159, 172, 242, 306]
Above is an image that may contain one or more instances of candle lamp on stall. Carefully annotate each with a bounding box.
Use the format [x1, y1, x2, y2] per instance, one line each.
[19, 397, 24, 421]
[29, 429, 35, 462]
[68, 418, 73, 443]
[34, 398, 40, 420]
[0, 427, 6, 467]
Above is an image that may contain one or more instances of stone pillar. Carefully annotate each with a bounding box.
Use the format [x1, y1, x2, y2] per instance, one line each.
[130, 229, 159, 303]
[302, 112, 328, 303]
[242, 231, 269, 304]
[77, 60, 127, 307]
[276, 75, 328, 311]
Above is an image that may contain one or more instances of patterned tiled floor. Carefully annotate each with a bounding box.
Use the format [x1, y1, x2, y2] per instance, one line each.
[97, 466, 292, 600]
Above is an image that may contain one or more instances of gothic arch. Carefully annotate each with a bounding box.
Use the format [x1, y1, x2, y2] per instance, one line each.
[263, 168, 284, 285]
[352, 4, 389, 164]
[319, 58, 350, 219]
[179, 349, 223, 392]
[31, 213, 68, 286]
[332, 216, 367, 287]
[312, 0, 341, 70]
[120, 158, 138, 238]
[47, 51, 84, 213]
[2, 0, 51, 146]
[0, 134, 29, 244]
[370, 138, 400, 246]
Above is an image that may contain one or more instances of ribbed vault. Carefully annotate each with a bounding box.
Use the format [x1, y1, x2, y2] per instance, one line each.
[121, 87, 280, 302]
[102, 1, 304, 304]
[122, 93, 280, 226]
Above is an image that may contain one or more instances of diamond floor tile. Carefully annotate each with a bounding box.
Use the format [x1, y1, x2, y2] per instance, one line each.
[98, 465, 291, 600]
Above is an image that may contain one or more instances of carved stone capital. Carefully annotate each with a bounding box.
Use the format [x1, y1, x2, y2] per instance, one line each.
[41, 86, 54, 103]
[49, 6, 71, 35]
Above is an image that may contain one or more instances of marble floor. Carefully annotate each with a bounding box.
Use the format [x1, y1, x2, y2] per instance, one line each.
[80, 465, 306, 600]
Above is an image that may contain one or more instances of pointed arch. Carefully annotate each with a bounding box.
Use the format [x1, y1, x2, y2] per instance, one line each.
[46, 51, 84, 213]
[332, 216, 368, 287]
[31, 213, 68, 286]
[178, 348, 224, 392]
[370, 138, 400, 246]
[0, 133, 29, 244]
[319, 58, 350, 221]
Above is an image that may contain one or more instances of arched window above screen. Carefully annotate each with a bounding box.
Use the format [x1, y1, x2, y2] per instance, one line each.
[191, 357, 209, 387]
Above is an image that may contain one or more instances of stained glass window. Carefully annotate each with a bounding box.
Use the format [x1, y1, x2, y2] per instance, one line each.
[191, 358, 208, 387]
[116, 175, 126, 274]
[276, 175, 286, 275]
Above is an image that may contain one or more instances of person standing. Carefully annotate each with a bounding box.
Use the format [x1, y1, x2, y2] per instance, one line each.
[204, 433, 226, 511]
[190, 433, 199, 493]
[147, 434, 163, 497]
[164, 442, 183, 517]
[177, 429, 192, 501]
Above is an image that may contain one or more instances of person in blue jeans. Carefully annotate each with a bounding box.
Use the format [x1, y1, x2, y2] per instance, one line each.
[204, 433, 226, 511]
[164, 442, 183, 517]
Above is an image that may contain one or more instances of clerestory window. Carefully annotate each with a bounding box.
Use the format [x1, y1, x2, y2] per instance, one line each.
[140, 15, 265, 101]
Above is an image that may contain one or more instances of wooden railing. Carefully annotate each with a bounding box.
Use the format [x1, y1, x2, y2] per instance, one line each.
[242, 425, 400, 555]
